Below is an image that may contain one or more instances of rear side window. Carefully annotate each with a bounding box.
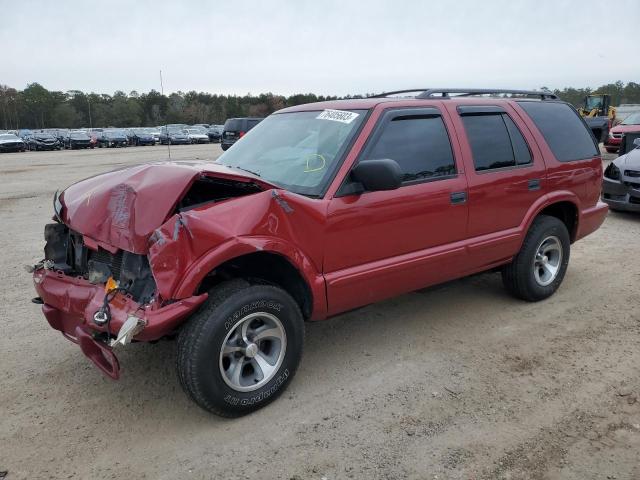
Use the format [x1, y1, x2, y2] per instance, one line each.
[461, 113, 532, 171]
[365, 115, 456, 182]
[517, 101, 598, 161]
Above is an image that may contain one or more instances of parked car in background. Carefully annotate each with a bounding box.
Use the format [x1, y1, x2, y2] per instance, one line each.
[129, 129, 156, 146]
[602, 137, 640, 211]
[17, 129, 32, 140]
[159, 127, 191, 145]
[147, 128, 161, 143]
[193, 123, 210, 129]
[185, 128, 210, 144]
[207, 124, 223, 143]
[97, 130, 129, 148]
[54, 129, 69, 145]
[65, 131, 92, 149]
[26, 132, 61, 151]
[0, 133, 26, 152]
[605, 112, 640, 153]
[221, 117, 263, 150]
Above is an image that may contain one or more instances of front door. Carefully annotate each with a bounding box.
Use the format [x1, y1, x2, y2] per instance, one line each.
[323, 107, 469, 316]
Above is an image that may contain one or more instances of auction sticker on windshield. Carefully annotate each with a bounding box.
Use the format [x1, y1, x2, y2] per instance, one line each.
[316, 109, 359, 124]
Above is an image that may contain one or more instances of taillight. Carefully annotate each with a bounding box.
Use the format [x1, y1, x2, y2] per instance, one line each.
[239, 131, 245, 138]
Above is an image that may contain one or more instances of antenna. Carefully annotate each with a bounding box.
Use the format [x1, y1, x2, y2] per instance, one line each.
[159, 69, 171, 160]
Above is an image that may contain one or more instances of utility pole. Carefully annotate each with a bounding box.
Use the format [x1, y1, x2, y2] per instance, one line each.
[87, 96, 92, 129]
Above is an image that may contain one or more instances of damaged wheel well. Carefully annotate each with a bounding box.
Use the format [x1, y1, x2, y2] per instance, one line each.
[197, 252, 313, 319]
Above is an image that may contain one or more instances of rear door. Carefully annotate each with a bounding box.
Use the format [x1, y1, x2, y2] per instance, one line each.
[324, 106, 469, 315]
[445, 103, 546, 268]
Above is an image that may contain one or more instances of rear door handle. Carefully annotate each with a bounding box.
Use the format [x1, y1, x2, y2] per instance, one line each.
[528, 179, 541, 191]
[450, 191, 467, 204]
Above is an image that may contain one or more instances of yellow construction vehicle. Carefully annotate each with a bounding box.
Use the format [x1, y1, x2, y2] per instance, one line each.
[579, 94, 616, 119]
[578, 94, 616, 143]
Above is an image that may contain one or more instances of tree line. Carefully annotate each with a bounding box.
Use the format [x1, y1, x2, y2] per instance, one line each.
[1, 81, 639, 130]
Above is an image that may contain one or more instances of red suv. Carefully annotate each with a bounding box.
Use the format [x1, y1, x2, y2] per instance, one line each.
[32, 89, 607, 417]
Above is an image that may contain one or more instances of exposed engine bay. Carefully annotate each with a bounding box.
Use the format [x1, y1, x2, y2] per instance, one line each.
[176, 176, 263, 212]
[43, 222, 156, 303]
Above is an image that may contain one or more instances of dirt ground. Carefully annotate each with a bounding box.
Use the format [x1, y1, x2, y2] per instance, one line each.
[1, 144, 639, 480]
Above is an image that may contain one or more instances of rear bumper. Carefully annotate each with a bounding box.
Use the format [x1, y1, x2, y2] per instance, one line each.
[33, 268, 207, 378]
[602, 177, 640, 212]
[575, 201, 609, 240]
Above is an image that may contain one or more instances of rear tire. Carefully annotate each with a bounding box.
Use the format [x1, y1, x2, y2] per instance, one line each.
[502, 215, 570, 302]
[177, 280, 304, 417]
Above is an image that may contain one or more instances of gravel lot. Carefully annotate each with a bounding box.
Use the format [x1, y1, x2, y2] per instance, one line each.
[1, 145, 639, 480]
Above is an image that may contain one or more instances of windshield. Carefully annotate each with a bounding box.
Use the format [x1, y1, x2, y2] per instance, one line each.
[585, 96, 604, 110]
[622, 113, 640, 125]
[70, 132, 89, 139]
[217, 109, 366, 196]
[0, 134, 18, 140]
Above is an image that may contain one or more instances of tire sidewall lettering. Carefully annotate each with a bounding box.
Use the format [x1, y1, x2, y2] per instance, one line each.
[224, 300, 284, 331]
[223, 368, 290, 406]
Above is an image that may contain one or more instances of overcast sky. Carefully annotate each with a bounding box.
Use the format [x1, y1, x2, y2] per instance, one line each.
[2, 0, 639, 96]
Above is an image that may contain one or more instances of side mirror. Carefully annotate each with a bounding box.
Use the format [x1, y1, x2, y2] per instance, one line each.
[634, 138, 640, 148]
[351, 159, 403, 192]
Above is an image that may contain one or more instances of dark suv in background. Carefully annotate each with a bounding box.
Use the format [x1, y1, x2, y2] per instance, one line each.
[221, 117, 263, 150]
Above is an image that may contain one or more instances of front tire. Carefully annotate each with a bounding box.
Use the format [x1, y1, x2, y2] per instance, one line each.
[177, 280, 304, 417]
[502, 215, 570, 302]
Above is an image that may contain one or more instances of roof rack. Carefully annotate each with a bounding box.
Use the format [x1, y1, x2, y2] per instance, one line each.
[372, 88, 557, 100]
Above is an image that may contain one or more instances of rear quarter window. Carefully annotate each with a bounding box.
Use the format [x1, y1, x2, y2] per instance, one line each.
[517, 101, 598, 162]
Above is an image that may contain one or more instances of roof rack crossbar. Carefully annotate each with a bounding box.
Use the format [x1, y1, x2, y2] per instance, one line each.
[371, 88, 557, 100]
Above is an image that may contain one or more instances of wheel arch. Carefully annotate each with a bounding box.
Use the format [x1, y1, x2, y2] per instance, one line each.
[522, 193, 580, 243]
[173, 238, 326, 320]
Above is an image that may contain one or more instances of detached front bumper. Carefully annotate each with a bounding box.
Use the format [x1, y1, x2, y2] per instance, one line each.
[33, 268, 207, 379]
[602, 177, 640, 212]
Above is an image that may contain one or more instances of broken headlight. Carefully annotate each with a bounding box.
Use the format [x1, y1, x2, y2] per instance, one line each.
[53, 190, 63, 221]
[604, 163, 620, 181]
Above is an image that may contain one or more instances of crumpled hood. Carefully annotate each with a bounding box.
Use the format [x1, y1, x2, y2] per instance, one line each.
[61, 160, 274, 254]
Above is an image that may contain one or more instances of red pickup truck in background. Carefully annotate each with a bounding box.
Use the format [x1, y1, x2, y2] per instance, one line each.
[32, 88, 607, 417]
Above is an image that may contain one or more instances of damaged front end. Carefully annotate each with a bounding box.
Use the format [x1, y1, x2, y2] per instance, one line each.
[33, 222, 209, 378]
[32, 162, 275, 379]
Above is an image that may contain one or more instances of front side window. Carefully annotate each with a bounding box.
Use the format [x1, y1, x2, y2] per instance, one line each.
[218, 110, 366, 196]
[461, 113, 532, 171]
[364, 114, 456, 182]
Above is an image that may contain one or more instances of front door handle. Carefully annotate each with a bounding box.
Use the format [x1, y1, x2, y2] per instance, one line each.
[450, 191, 467, 205]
